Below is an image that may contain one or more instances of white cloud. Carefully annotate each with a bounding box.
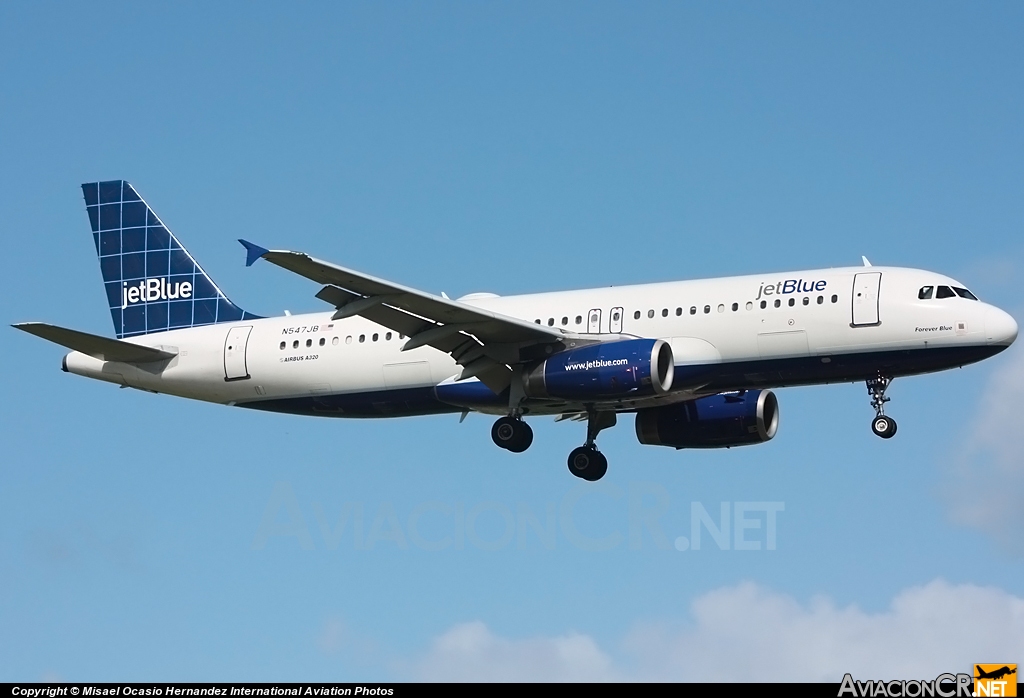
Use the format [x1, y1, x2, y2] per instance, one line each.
[411, 580, 1024, 682]
[944, 341, 1024, 552]
[412, 621, 618, 682]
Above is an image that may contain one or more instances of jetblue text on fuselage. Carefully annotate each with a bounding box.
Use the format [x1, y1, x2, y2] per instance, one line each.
[755, 278, 827, 301]
[121, 278, 193, 309]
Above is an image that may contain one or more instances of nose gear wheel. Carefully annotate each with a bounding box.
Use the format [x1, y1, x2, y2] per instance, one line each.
[866, 374, 897, 439]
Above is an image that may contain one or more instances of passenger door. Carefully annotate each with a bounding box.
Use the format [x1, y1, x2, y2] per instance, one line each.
[223, 326, 253, 381]
[851, 272, 882, 326]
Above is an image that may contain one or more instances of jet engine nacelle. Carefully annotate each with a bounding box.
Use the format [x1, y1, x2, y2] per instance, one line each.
[525, 338, 674, 401]
[635, 390, 779, 449]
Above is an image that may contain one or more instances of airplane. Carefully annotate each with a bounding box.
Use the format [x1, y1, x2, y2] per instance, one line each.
[975, 666, 1016, 681]
[13, 180, 1019, 481]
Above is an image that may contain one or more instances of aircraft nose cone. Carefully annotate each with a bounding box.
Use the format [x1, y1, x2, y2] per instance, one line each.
[986, 306, 1018, 346]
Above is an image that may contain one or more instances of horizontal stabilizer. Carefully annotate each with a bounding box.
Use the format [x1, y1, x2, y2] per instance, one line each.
[12, 322, 177, 363]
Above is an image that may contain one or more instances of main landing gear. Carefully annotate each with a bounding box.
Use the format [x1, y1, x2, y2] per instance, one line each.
[867, 374, 897, 439]
[567, 411, 616, 481]
[491, 415, 533, 453]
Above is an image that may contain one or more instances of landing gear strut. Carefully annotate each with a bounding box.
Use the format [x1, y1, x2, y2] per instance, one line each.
[491, 415, 533, 453]
[567, 410, 615, 481]
[867, 374, 897, 439]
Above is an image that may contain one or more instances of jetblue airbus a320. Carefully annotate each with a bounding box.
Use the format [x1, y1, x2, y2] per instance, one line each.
[14, 181, 1018, 480]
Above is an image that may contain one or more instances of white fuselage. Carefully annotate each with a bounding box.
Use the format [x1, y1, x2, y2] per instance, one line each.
[62, 265, 1018, 418]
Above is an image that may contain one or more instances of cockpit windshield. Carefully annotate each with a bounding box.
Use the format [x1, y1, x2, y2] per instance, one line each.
[920, 284, 979, 301]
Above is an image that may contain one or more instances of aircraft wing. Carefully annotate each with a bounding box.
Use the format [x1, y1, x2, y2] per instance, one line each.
[13, 322, 177, 363]
[240, 240, 571, 393]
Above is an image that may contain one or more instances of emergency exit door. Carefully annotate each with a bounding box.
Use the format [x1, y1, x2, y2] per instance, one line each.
[609, 306, 623, 333]
[851, 273, 882, 327]
[224, 326, 253, 381]
[588, 308, 602, 333]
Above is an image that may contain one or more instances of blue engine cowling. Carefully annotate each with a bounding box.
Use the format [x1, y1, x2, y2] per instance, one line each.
[635, 390, 779, 448]
[524, 338, 675, 401]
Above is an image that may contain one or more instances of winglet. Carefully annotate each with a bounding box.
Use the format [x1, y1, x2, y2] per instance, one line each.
[239, 239, 270, 267]
[861, 256, 872, 267]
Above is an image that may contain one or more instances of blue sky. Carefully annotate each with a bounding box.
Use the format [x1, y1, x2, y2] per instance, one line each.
[2, 2, 1023, 681]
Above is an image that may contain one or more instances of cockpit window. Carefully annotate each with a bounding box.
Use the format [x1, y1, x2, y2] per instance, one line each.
[953, 287, 978, 300]
[918, 286, 934, 300]
[936, 285, 956, 299]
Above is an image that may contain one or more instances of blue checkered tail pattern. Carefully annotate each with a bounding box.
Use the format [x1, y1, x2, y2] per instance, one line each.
[83, 180, 261, 338]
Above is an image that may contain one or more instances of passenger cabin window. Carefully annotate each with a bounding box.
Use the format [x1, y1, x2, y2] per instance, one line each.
[279, 341, 285, 350]
[953, 287, 978, 300]
[648, 310, 655, 318]
[788, 298, 795, 307]
[634, 311, 641, 320]
[936, 286, 956, 299]
[690, 306, 697, 315]
[662, 308, 668, 317]
[676, 307, 682, 316]
[774, 299, 781, 308]
[760, 300, 767, 309]
[319, 337, 325, 346]
[575, 315, 583, 324]
[731, 302, 738, 311]
[817, 296, 823, 304]
[918, 286, 934, 300]
[831, 295, 838, 303]
[703, 305, 710, 314]
[561, 316, 568, 325]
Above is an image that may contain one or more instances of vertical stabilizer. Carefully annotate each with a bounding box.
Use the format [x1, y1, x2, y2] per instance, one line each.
[82, 180, 260, 338]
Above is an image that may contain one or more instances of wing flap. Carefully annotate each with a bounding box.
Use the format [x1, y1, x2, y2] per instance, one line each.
[13, 322, 177, 363]
[314, 285, 513, 391]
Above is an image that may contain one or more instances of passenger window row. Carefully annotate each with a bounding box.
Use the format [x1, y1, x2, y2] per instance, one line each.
[532, 294, 841, 329]
[534, 315, 585, 327]
[630, 295, 839, 318]
[278, 330, 403, 351]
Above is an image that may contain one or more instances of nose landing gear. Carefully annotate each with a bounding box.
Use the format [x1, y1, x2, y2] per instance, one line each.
[867, 375, 897, 439]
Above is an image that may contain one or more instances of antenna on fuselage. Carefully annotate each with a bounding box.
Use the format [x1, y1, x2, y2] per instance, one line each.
[861, 256, 872, 267]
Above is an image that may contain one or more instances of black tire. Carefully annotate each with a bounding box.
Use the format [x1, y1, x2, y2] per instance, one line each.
[492, 416, 519, 450]
[871, 415, 897, 439]
[505, 419, 532, 450]
[492, 417, 533, 452]
[567, 446, 608, 481]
